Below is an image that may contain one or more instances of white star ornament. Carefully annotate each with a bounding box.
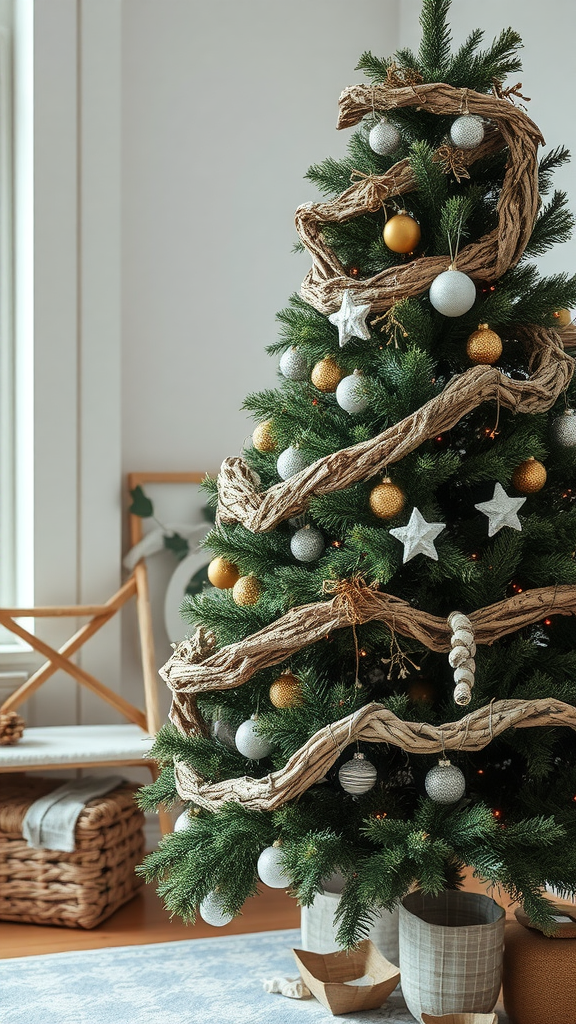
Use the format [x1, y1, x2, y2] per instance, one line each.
[389, 507, 446, 563]
[474, 482, 526, 537]
[328, 290, 371, 347]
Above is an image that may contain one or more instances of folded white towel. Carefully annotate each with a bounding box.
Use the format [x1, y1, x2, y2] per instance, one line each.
[22, 775, 125, 852]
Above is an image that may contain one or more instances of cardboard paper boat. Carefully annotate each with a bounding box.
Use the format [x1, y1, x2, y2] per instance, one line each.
[421, 1014, 498, 1024]
[292, 938, 400, 1015]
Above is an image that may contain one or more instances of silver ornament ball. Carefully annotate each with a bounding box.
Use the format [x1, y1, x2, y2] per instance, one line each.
[174, 810, 192, 832]
[235, 716, 274, 760]
[257, 844, 291, 889]
[425, 760, 466, 804]
[290, 526, 325, 562]
[338, 752, 378, 795]
[280, 347, 308, 381]
[368, 117, 401, 156]
[277, 446, 308, 480]
[450, 114, 485, 150]
[429, 269, 477, 317]
[551, 409, 576, 448]
[199, 891, 234, 927]
[211, 718, 237, 751]
[336, 373, 369, 415]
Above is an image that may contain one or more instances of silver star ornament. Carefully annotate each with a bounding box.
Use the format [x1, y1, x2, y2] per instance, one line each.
[389, 507, 446, 563]
[328, 289, 371, 347]
[475, 482, 526, 537]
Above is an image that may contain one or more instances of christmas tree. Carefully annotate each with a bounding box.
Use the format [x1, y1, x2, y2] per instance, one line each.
[139, 0, 576, 944]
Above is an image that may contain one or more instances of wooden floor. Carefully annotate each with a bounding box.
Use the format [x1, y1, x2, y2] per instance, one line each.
[0, 882, 301, 959]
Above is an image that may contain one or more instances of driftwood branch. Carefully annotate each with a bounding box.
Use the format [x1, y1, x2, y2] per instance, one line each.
[173, 698, 576, 811]
[216, 328, 573, 532]
[298, 82, 544, 315]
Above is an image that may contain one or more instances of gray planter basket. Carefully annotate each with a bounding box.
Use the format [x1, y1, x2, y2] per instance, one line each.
[301, 890, 400, 966]
[399, 890, 505, 1023]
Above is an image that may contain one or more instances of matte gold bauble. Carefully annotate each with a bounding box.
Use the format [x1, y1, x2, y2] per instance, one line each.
[383, 212, 421, 254]
[232, 575, 261, 606]
[311, 356, 344, 393]
[369, 477, 405, 519]
[553, 308, 573, 328]
[466, 323, 503, 364]
[252, 419, 275, 453]
[207, 556, 240, 590]
[511, 457, 547, 494]
[269, 672, 303, 709]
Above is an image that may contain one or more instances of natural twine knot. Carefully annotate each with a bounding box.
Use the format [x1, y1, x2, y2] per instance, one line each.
[323, 575, 379, 625]
[432, 145, 471, 184]
[385, 62, 424, 90]
[350, 169, 391, 208]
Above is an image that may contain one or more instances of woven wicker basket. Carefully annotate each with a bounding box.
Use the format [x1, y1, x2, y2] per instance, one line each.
[0, 775, 145, 929]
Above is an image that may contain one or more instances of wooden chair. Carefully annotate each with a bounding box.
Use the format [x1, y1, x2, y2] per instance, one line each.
[0, 476, 173, 834]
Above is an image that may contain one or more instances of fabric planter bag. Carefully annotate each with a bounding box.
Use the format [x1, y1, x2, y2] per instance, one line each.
[301, 890, 400, 966]
[399, 890, 505, 1023]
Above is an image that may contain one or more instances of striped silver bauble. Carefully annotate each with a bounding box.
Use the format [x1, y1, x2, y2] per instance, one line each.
[425, 759, 466, 804]
[338, 752, 377, 795]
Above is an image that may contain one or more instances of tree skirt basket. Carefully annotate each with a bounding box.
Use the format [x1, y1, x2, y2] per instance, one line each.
[0, 775, 145, 929]
[399, 890, 505, 1023]
[301, 889, 399, 965]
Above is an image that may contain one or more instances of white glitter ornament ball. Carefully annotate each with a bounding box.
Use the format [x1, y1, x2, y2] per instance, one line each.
[174, 810, 192, 832]
[551, 409, 576, 448]
[277, 446, 308, 480]
[257, 844, 291, 889]
[199, 891, 234, 927]
[429, 269, 476, 317]
[450, 115, 485, 150]
[338, 752, 378, 795]
[235, 715, 274, 760]
[336, 373, 369, 415]
[368, 117, 401, 156]
[425, 759, 466, 804]
[290, 526, 325, 562]
[280, 347, 308, 381]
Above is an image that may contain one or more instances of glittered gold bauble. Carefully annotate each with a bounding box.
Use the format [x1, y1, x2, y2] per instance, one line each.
[383, 212, 421, 254]
[511, 457, 547, 494]
[232, 575, 261, 606]
[466, 323, 503, 364]
[252, 419, 275, 453]
[553, 308, 573, 328]
[369, 477, 405, 519]
[207, 556, 240, 590]
[311, 356, 344, 393]
[269, 672, 303, 709]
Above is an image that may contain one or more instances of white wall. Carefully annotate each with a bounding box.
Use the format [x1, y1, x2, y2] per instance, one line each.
[121, 0, 400, 478]
[398, 0, 576, 275]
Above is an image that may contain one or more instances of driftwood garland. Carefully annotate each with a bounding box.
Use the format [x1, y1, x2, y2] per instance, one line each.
[217, 326, 573, 532]
[162, 584, 576, 738]
[298, 82, 544, 315]
[173, 698, 576, 811]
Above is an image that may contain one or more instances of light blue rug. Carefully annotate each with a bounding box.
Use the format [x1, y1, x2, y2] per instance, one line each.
[0, 928, 509, 1024]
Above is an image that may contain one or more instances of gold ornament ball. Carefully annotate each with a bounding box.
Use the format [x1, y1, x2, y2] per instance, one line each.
[269, 672, 303, 709]
[369, 477, 405, 519]
[511, 457, 547, 494]
[383, 212, 421, 254]
[232, 575, 261, 606]
[208, 556, 240, 590]
[466, 323, 503, 365]
[311, 356, 344, 393]
[252, 419, 275, 453]
[554, 308, 573, 328]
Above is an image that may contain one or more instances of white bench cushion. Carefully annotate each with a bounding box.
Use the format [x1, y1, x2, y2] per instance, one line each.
[0, 724, 155, 768]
